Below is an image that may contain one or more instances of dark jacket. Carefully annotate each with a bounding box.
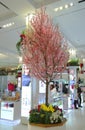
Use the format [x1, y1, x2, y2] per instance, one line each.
[77, 87, 82, 97]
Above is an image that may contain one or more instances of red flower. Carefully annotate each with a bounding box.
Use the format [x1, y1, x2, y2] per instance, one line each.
[20, 34, 25, 39]
[38, 105, 41, 112]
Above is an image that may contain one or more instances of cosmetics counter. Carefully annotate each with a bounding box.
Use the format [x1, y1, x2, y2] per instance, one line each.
[0, 91, 21, 121]
[0, 100, 21, 120]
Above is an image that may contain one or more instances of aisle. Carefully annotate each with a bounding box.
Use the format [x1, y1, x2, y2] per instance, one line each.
[0, 103, 85, 130]
[0, 121, 28, 130]
[65, 104, 85, 130]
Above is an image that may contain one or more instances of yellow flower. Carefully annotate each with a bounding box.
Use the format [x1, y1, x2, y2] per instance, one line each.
[40, 104, 55, 112]
[48, 105, 55, 112]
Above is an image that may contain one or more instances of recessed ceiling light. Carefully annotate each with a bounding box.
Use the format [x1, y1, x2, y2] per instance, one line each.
[3, 25, 6, 28]
[54, 8, 59, 12]
[2, 22, 15, 28]
[70, 2, 73, 6]
[59, 6, 63, 10]
[54, 2, 74, 12]
[65, 4, 69, 9]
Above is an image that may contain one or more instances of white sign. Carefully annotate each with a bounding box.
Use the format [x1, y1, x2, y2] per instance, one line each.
[21, 64, 31, 118]
[21, 85, 31, 117]
[39, 80, 46, 93]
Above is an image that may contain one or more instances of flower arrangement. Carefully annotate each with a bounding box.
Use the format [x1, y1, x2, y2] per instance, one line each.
[29, 104, 65, 124]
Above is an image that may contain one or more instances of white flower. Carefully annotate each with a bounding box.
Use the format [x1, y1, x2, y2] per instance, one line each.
[50, 116, 52, 120]
[50, 110, 63, 124]
[51, 120, 54, 123]
[56, 110, 61, 115]
[55, 119, 58, 123]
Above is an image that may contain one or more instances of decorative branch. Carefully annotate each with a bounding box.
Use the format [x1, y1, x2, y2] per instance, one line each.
[21, 8, 69, 105]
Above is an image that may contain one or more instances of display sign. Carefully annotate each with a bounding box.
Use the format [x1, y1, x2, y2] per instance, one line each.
[1, 102, 14, 120]
[22, 64, 31, 86]
[21, 86, 31, 117]
[17, 77, 22, 88]
[39, 80, 46, 93]
[21, 64, 31, 118]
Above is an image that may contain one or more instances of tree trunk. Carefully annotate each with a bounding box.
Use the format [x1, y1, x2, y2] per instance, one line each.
[45, 81, 49, 105]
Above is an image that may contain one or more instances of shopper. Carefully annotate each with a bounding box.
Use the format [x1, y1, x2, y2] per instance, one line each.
[77, 84, 82, 107]
[74, 84, 78, 109]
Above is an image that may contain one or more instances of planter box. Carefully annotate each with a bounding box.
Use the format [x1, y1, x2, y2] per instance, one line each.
[28, 118, 67, 130]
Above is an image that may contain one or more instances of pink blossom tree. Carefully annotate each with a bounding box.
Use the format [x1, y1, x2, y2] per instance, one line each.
[21, 8, 69, 105]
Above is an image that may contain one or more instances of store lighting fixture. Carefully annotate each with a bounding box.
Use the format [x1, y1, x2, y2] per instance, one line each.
[54, 8, 59, 12]
[19, 56, 22, 63]
[59, 6, 63, 10]
[25, 14, 34, 28]
[70, 2, 74, 6]
[69, 49, 76, 57]
[2, 22, 14, 28]
[54, 2, 74, 12]
[65, 4, 69, 9]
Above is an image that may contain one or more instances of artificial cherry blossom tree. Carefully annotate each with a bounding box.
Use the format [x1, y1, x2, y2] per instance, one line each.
[21, 8, 69, 105]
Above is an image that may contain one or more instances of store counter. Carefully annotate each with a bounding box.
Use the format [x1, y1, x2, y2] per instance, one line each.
[0, 100, 21, 121]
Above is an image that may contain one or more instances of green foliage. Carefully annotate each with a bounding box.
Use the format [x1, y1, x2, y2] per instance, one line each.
[29, 109, 52, 124]
[29, 104, 64, 124]
[16, 30, 26, 54]
[16, 41, 21, 53]
[67, 58, 79, 66]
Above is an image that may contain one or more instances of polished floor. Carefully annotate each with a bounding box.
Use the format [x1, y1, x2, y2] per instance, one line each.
[0, 103, 85, 130]
[64, 105, 85, 130]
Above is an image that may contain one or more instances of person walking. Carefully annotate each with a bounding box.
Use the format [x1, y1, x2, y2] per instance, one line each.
[77, 84, 82, 107]
[74, 84, 78, 109]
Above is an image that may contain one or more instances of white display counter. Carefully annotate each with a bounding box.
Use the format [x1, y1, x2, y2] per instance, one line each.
[0, 100, 21, 121]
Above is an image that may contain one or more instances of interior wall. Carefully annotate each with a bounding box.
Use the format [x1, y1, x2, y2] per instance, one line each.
[0, 76, 7, 93]
[61, 73, 68, 81]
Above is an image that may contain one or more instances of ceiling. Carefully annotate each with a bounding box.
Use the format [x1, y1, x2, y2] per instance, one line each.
[0, 0, 85, 69]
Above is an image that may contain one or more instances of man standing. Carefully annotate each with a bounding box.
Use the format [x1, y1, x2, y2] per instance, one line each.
[77, 84, 82, 107]
[74, 84, 78, 109]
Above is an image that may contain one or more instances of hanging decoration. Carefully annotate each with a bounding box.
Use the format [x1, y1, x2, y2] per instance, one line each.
[16, 31, 26, 54]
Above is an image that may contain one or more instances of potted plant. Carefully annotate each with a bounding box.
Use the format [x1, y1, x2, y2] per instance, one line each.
[29, 104, 66, 127]
[18, 8, 69, 129]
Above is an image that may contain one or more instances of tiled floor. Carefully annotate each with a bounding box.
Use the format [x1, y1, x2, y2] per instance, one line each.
[0, 104, 85, 130]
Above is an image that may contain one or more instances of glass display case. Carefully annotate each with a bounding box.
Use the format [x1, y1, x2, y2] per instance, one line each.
[52, 92, 63, 109]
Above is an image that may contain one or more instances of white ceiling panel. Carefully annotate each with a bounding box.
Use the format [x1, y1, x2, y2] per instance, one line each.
[27, 0, 61, 8]
[0, 1, 17, 22]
